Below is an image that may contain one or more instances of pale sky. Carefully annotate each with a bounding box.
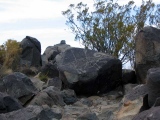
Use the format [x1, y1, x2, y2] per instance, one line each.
[0, 0, 159, 53]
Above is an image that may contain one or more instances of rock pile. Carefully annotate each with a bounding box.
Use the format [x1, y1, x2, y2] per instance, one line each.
[0, 26, 160, 120]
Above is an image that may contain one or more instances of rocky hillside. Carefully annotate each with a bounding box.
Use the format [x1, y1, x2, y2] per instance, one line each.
[0, 26, 160, 120]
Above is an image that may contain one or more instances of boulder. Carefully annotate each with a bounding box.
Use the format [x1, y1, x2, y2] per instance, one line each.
[124, 84, 148, 102]
[61, 89, 78, 105]
[62, 105, 91, 119]
[40, 62, 59, 78]
[79, 98, 93, 107]
[0, 105, 62, 120]
[146, 67, 160, 107]
[42, 40, 71, 66]
[135, 26, 160, 83]
[30, 77, 45, 91]
[0, 92, 23, 113]
[133, 106, 160, 120]
[105, 90, 123, 100]
[98, 111, 114, 120]
[56, 48, 122, 95]
[20, 36, 41, 67]
[116, 84, 148, 120]
[0, 72, 38, 105]
[77, 112, 99, 120]
[30, 86, 65, 107]
[29, 91, 56, 107]
[124, 84, 138, 95]
[116, 97, 143, 120]
[86, 95, 120, 119]
[122, 69, 136, 84]
[47, 77, 62, 90]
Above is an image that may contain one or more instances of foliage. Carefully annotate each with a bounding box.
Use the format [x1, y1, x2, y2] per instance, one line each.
[155, 4, 160, 28]
[0, 45, 5, 64]
[62, 0, 159, 67]
[39, 72, 48, 83]
[0, 39, 22, 70]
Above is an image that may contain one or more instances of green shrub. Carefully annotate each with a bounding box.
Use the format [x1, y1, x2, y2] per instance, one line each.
[38, 73, 48, 82]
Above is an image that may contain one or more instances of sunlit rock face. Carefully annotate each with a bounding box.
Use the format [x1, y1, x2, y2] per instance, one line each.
[135, 26, 160, 83]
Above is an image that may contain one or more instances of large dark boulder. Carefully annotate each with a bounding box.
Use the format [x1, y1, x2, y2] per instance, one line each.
[0, 92, 23, 113]
[20, 36, 42, 67]
[0, 105, 62, 120]
[56, 48, 122, 95]
[0, 72, 38, 105]
[135, 26, 160, 83]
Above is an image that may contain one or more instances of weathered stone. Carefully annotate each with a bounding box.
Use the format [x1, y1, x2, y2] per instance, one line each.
[20, 36, 41, 67]
[124, 84, 138, 95]
[61, 89, 77, 105]
[29, 91, 55, 107]
[30, 77, 45, 91]
[54, 40, 71, 53]
[77, 112, 99, 120]
[153, 97, 160, 107]
[122, 69, 136, 84]
[146, 67, 160, 107]
[47, 77, 62, 90]
[124, 84, 148, 101]
[87, 95, 120, 119]
[30, 86, 65, 107]
[116, 97, 143, 120]
[135, 26, 160, 83]
[40, 62, 59, 78]
[133, 106, 160, 120]
[62, 105, 90, 119]
[98, 111, 114, 120]
[116, 85, 147, 120]
[1, 72, 38, 105]
[42, 40, 71, 66]
[80, 98, 93, 107]
[0, 105, 62, 120]
[105, 90, 123, 100]
[0, 92, 23, 113]
[139, 94, 150, 112]
[43, 86, 65, 106]
[56, 48, 122, 95]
